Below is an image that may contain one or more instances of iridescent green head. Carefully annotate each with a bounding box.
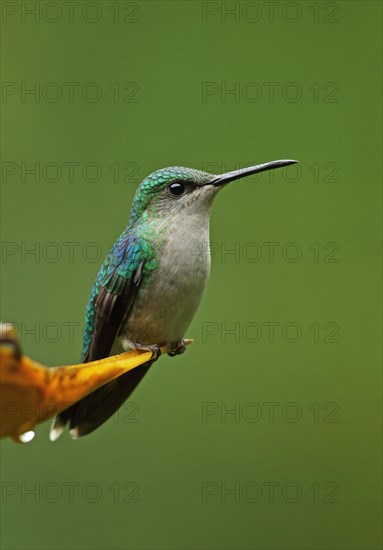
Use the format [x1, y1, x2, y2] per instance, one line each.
[129, 161, 298, 227]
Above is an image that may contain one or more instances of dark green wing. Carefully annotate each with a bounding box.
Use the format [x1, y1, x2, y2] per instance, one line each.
[83, 261, 144, 362]
[51, 235, 156, 439]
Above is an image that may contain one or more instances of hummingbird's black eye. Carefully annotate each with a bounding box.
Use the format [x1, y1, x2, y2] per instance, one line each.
[167, 182, 186, 197]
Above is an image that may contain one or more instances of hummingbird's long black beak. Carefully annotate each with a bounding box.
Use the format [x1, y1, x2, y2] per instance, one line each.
[211, 159, 299, 186]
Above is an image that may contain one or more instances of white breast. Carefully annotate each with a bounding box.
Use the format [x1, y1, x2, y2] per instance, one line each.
[120, 211, 211, 348]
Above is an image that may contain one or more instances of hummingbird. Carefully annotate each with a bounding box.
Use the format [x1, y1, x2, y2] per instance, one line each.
[50, 159, 297, 440]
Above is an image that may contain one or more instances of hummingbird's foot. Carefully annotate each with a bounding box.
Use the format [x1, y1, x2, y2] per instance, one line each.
[168, 340, 187, 357]
[132, 342, 161, 361]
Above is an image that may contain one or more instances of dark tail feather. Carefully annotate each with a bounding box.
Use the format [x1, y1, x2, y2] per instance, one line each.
[50, 362, 152, 440]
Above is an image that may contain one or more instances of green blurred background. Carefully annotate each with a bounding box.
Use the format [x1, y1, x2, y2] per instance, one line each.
[1, 1, 381, 549]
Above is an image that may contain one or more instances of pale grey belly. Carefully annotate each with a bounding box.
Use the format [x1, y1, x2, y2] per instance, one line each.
[113, 253, 210, 351]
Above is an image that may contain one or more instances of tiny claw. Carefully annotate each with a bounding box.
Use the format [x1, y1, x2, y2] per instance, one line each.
[133, 342, 161, 361]
[150, 344, 161, 361]
[168, 339, 189, 357]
